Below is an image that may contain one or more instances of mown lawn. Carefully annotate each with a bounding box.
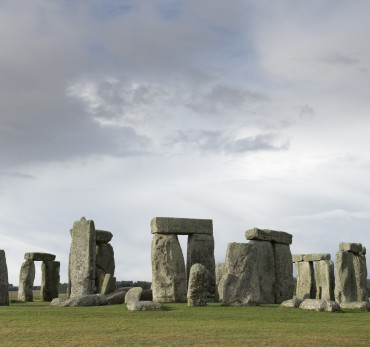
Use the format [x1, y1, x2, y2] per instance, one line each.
[0, 298, 369, 346]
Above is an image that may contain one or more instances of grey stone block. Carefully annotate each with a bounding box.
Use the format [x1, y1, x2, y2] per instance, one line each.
[245, 228, 292, 245]
[299, 299, 340, 312]
[280, 298, 303, 308]
[315, 260, 334, 301]
[0, 250, 9, 306]
[187, 263, 209, 306]
[41, 261, 60, 301]
[150, 217, 213, 235]
[215, 262, 225, 302]
[18, 260, 35, 302]
[106, 290, 126, 305]
[340, 301, 370, 310]
[51, 294, 107, 307]
[127, 301, 163, 311]
[295, 261, 316, 299]
[339, 242, 363, 254]
[24, 252, 56, 261]
[125, 287, 142, 303]
[292, 254, 331, 262]
[273, 243, 294, 303]
[95, 230, 113, 244]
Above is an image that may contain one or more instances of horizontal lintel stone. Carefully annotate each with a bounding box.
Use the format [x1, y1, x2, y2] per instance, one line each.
[150, 217, 213, 235]
[24, 252, 56, 261]
[245, 228, 292, 245]
[339, 242, 363, 254]
[292, 253, 331, 263]
[96, 230, 113, 244]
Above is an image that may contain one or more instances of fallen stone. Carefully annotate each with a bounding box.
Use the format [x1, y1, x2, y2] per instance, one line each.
[150, 217, 213, 235]
[215, 262, 225, 302]
[295, 261, 316, 300]
[18, 260, 35, 302]
[140, 289, 153, 301]
[69, 217, 96, 298]
[299, 299, 340, 312]
[127, 301, 163, 311]
[187, 234, 216, 302]
[339, 301, 370, 310]
[248, 240, 275, 304]
[187, 263, 209, 306]
[339, 242, 363, 254]
[106, 290, 127, 305]
[0, 250, 9, 306]
[95, 230, 113, 244]
[41, 261, 60, 301]
[51, 294, 107, 307]
[315, 260, 334, 301]
[100, 273, 112, 295]
[245, 227, 292, 245]
[24, 252, 56, 261]
[292, 254, 331, 262]
[151, 233, 187, 303]
[220, 242, 260, 306]
[125, 287, 143, 303]
[273, 243, 294, 303]
[280, 298, 303, 308]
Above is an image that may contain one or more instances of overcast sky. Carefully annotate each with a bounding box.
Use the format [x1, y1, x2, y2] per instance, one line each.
[1, 0, 370, 285]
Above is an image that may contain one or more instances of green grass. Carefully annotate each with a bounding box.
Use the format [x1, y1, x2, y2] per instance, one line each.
[0, 299, 369, 346]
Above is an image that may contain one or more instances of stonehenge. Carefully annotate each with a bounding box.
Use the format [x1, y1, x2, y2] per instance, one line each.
[0, 250, 9, 306]
[151, 217, 216, 303]
[187, 263, 209, 306]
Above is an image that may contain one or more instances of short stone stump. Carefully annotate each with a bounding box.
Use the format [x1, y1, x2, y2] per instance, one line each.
[299, 299, 340, 312]
[280, 298, 303, 308]
[127, 301, 163, 311]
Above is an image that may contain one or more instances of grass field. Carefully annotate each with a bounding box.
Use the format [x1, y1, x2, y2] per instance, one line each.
[1, 294, 369, 346]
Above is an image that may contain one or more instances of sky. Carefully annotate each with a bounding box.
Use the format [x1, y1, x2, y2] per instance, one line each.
[1, 0, 370, 285]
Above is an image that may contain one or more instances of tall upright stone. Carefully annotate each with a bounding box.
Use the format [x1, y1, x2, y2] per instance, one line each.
[220, 242, 260, 306]
[315, 260, 334, 301]
[353, 252, 368, 302]
[248, 240, 275, 304]
[0, 250, 9, 306]
[18, 260, 35, 302]
[151, 233, 187, 302]
[41, 261, 60, 301]
[215, 262, 225, 302]
[295, 261, 316, 299]
[69, 217, 96, 298]
[187, 234, 216, 302]
[187, 263, 209, 306]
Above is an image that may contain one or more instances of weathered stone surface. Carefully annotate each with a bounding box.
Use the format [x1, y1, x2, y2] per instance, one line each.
[187, 263, 209, 306]
[292, 254, 331, 262]
[150, 217, 213, 235]
[340, 301, 370, 310]
[18, 260, 35, 302]
[140, 289, 153, 301]
[273, 243, 294, 303]
[127, 301, 163, 311]
[0, 250, 9, 306]
[280, 298, 303, 308]
[151, 234, 187, 303]
[95, 268, 105, 294]
[187, 234, 216, 302]
[69, 217, 96, 298]
[339, 242, 363, 254]
[245, 227, 292, 245]
[215, 262, 225, 302]
[24, 252, 56, 261]
[95, 230, 113, 244]
[295, 261, 316, 300]
[106, 290, 126, 305]
[248, 240, 275, 304]
[220, 243, 260, 306]
[41, 261, 60, 301]
[315, 260, 334, 301]
[96, 243, 115, 276]
[361, 246, 366, 255]
[51, 294, 107, 307]
[353, 253, 368, 302]
[125, 287, 143, 303]
[299, 299, 340, 312]
[100, 273, 113, 295]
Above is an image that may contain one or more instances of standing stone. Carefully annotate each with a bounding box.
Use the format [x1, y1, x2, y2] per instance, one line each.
[125, 287, 143, 303]
[69, 217, 96, 298]
[295, 261, 316, 300]
[315, 260, 334, 301]
[248, 240, 275, 304]
[41, 261, 60, 301]
[215, 262, 225, 302]
[187, 263, 209, 306]
[151, 234, 187, 302]
[0, 250, 9, 306]
[335, 250, 356, 303]
[18, 260, 35, 302]
[187, 234, 216, 302]
[220, 243, 260, 306]
[96, 243, 115, 275]
[100, 273, 112, 295]
[353, 253, 368, 302]
[273, 243, 294, 303]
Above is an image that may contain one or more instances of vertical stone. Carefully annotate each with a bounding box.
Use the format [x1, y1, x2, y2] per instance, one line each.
[248, 240, 275, 304]
[273, 243, 294, 303]
[187, 263, 209, 306]
[100, 273, 112, 295]
[0, 250, 9, 306]
[18, 260, 35, 302]
[295, 261, 316, 299]
[151, 234, 187, 302]
[335, 250, 356, 303]
[69, 217, 96, 298]
[41, 261, 60, 301]
[315, 260, 334, 301]
[96, 243, 115, 275]
[220, 242, 260, 306]
[215, 262, 225, 302]
[353, 253, 368, 302]
[187, 234, 216, 302]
